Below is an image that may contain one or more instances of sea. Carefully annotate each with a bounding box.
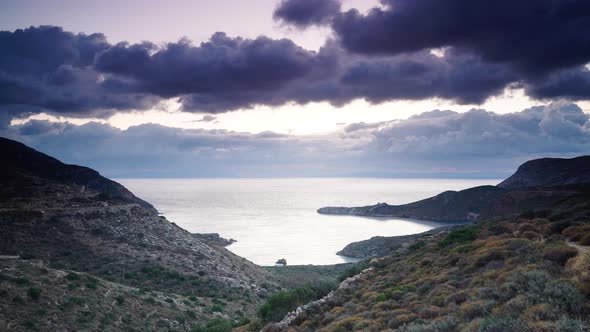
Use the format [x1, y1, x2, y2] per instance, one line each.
[117, 178, 500, 266]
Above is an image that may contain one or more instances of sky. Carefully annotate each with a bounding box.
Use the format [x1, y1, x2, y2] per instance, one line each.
[1, 0, 590, 177]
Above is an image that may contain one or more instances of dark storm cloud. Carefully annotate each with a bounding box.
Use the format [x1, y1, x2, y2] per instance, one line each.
[525, 66, 590, 100]
[333, 48, 517, 104]
[0, 26, 158, 116]
[95, 32, 320, 112]
[273, 0, 341, 27]
[331, 0, 590, 76]
[2, 16, 590, 121]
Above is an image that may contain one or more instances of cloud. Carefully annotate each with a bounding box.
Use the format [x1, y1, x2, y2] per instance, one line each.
[95, 32, 320, 112]
[2, 19, 590, 122]
[525, 66, 590, 100]
[273, 0, 341, 27]
[359, 101, 590, 161]
[0, 26, 158, 117]
[198, 115, 217, 122]
[330, 0, 590, 76]
[2, 102, 589, 178]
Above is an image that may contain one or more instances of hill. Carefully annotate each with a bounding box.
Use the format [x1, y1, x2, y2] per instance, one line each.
[0, 137, 277, 330]
[498, 156, 590, 189]
[265, 191, 590, 331]
[318, 156, 590, 222]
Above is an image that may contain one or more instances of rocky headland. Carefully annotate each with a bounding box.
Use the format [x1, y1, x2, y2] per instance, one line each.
[319, 156, 590, 222]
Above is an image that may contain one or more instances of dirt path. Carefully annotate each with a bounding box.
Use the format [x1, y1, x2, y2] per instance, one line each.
[566, 241, 590, 254]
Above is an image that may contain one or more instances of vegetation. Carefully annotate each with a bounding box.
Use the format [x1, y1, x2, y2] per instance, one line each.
[258, 281, 338, 323]
[274, 194, 590, 331]
[27, 287, 41, 300]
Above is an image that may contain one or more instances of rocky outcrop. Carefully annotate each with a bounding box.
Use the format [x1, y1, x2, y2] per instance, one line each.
[498, 156, 590, 189]
[337, 225, 462, 259]
[192, 233, 236, 246]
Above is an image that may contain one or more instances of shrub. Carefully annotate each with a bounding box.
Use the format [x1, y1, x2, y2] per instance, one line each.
[28, 287, 41, 300]
[388, 314, 418, 329]
[478, 316, 527, 332]
[191, 318, 232, 332]
[115, 295, 125, 305]
[85, 277, 98, 290]
[338, 261, 370, 282]
[523, 303, 557, 321]
[579, 233, 590, 245]
[15, 277, 30, 285]
[66, 272, 80, 281]
[549, 220, 575, 235]
[258, 286, 314, 322]
[408, 240, 426, 251]
[438, 225, 479, 248]
[326, 316, 363, 331]
[257, 281, 337, 323]
[556, 317, 589, 332]
[417, 305, 441, 319]
[375, 292, 390, 302]
[460, 300, 493, 319]
[544, 281, 583, 315]
[543, 245, 578, 265]
[399, 315, 457, 332]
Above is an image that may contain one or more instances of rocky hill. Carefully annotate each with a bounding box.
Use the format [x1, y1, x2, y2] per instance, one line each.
[318, 156, 590, 222]
[266, 190, 590, 331]
[498, 156, 590, 189]
[0, 137, 154, 210]
[0, 137, 277, 331]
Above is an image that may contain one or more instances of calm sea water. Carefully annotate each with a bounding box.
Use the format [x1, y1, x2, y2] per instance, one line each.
[117, 178, 499, 266]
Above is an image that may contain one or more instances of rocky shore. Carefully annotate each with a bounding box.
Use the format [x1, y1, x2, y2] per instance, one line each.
[337, 225, 465, 259]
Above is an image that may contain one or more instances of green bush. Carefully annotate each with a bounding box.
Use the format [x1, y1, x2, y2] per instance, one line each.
[408, 240, 426, 252]
[15, 277, 30, 285]
[66, 272, 80, 281]
[338, 261, 370, 282]
[115, 295, 125, 305]
[28, 287, 41, 300]
[438, 225, 479, 248]
[258, 282, 337, 323]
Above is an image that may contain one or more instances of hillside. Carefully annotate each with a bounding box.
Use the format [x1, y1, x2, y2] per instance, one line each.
[318, 156, 590, 222]
[266, 192, 590, 331]
[0, 137, 278, 330]
[498, 156, 590, 189]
